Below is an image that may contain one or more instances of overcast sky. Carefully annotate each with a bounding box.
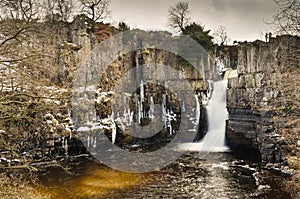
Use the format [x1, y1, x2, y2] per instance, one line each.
[106, 0, 279, 42]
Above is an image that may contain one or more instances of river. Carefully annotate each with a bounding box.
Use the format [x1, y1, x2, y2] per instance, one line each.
[36, 80, 292, 198]
[37, 150, 292, 199]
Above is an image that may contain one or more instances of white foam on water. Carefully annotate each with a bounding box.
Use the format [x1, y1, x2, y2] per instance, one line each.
[176, 80, 230, 153]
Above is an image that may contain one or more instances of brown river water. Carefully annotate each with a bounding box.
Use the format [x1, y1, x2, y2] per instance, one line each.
[36, 151, 292, 199]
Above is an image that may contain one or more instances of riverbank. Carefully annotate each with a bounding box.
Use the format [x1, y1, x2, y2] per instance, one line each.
[0, 173, 51, 199]
[0, 155, 150, 199]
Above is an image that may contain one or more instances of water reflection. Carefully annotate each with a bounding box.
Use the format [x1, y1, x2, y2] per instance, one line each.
[38, 161, 149, 199]
[37, 152, 292, 199]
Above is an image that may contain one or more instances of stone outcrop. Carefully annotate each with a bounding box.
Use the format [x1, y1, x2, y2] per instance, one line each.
[226, 35, 300, 164]
[0, 17, 216, 164]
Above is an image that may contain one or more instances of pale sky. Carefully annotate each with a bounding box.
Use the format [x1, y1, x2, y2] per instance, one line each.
[105, 0, 279, 42]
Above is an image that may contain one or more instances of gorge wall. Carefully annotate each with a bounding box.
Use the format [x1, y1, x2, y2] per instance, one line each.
[1, 16, 214, 164]
[2, 15, 298, 169]
[226, 35, 300, 165]
[73, 29, 213, 152]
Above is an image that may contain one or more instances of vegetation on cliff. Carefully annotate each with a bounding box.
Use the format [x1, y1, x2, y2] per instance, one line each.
[0, 0, 299, 197]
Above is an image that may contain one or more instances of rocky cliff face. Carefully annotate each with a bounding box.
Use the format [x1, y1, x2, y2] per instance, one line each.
[226, 35, 300, 165]
[90, 36, 210, 150]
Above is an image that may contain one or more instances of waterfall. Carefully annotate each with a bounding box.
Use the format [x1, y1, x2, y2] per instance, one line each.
[176, 80, 229, 153]
[199, 80, 229, 152]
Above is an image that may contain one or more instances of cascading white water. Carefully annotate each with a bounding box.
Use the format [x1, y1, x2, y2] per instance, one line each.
[176, 80, 229, 152]
[199, 80, 229, 152]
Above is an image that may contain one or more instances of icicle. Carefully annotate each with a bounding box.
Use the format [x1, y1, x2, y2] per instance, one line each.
[111, 121, 117, 144]
[125, 108, 132, 125]
[149, 96, 154, 119]
[207, 80, 214, 99]
[92, 135, 97, 148]
[139, 80, 144, 122]
[64, 139, 68, 156]
[110, 111, 115, 120]
[138, 101, 142, 123]
[182, 101, 186, 112]
[123, 109, 127, 122]
[121, 122, 125, 132]
[140, 80, 144, 103]
[195, 94, 200, 124]
[87, 135, 90, 148]
[169, 121, 172, 136]
[68, 109, 71, 118]
[129, 111, 134, 125]
[93, 111, 97, 122]
[162, 94, 167, 126]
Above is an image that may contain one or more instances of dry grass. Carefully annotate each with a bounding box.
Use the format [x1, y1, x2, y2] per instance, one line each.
[0, 173, 51, 199]
[284, 156, 300, 198]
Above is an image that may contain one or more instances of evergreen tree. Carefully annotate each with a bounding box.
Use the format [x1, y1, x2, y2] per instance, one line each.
[183, 22, 214, 52]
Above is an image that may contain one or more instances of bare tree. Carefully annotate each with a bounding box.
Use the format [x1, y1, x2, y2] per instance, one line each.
[213, 25, 230, 45]
[80, 0, 110, 30]
[55, 0, 74, 21]
[167, 1, 190, 33]
[42, 0, 74, 21]
[0, 1, 74, 163]
[0, 0, 41, 20]
[42, 0, 56, 20]
[272, 0, 300, 35]
[0, 0, 41, 50]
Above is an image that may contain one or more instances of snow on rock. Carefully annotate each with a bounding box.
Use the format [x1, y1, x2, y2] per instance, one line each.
[77, 126, 91, 132]
[44, 113, 74, 137]
[96, 91, 114, 104]
[63, 41, 82, 50]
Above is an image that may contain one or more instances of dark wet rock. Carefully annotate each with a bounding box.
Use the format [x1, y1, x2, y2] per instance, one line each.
[226, 35, 299, 165]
